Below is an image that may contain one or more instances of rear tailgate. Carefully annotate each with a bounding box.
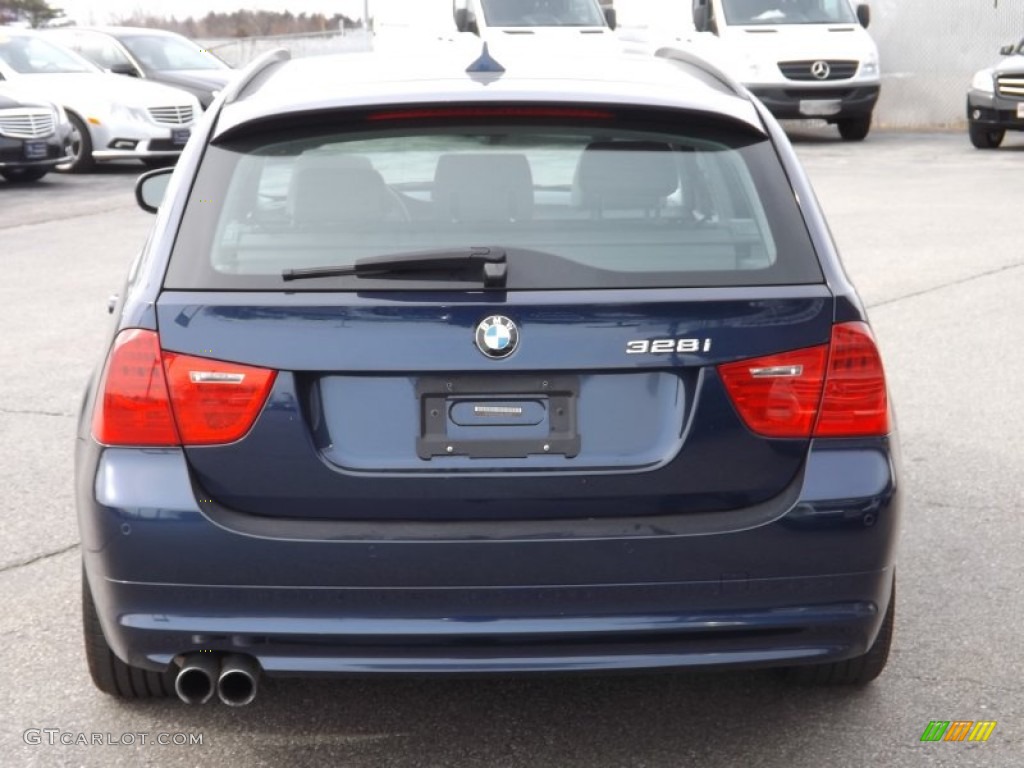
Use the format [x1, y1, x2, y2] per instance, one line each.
[156, 286, 832, 521]
[155, 102, 830, 521]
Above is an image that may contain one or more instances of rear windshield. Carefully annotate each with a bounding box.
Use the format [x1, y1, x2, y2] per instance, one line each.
[164, 108, 823, 291]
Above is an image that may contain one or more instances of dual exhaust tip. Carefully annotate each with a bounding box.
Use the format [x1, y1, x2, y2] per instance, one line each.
[174, 653, 259, 706]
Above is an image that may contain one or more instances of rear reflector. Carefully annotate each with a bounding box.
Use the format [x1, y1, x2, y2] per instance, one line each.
[813, 322, 889, 437]
[718, 322, 890, 439]
[92, 329, 276, 447]
[718, 345, 828, 438]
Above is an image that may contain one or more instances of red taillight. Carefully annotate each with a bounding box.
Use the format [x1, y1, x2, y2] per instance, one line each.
[718, 345, 828, 438]
[814, 322, 889, 437]
[718, 322, 890, 439]
[92, 329, 276, 447]
[92, 329, 179, 446]
[162, 351, 276, 446]
[366, 106, 614, 121]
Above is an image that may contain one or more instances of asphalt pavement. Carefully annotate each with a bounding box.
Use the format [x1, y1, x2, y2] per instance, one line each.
[0, 131, 1021, 767]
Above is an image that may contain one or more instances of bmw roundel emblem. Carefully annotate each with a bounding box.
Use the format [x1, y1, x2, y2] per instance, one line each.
[475, 315, 519, 358]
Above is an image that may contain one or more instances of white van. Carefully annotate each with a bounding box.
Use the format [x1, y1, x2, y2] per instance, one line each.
[617, 0, 880, 141]
[452, 0, 621, 56]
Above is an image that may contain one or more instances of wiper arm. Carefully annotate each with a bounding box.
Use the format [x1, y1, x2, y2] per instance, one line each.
[282, 247, 507, 287]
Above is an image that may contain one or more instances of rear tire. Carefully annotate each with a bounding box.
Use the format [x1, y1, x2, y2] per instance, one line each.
[82, 566, 174, 699]
[837, 115, 871, 141]
[782, 576, 895, 685]
[968, 123, 1005, 149]
[57, 113, 95, 173]
[0, 167, 49, 182]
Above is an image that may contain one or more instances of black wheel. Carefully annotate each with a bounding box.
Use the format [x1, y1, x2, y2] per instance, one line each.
[82, 566, 174, 699]
[837, 115, 871, 141]
[57, 113, 95, 173]
[1, 166, 49, 182]
[968, 123, 1005, 149]
[783, 576, 895, 685]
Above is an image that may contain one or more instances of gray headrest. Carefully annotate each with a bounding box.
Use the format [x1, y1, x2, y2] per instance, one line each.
[433, 153, 534, 222]
[576, 141, 678, 211]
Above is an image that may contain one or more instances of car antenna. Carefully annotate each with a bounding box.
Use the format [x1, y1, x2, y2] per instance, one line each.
[466, 42, 505, 76]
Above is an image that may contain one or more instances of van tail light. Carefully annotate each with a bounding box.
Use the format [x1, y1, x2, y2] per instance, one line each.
[718, 322, 889, 439]
[92, 329, 276, 447]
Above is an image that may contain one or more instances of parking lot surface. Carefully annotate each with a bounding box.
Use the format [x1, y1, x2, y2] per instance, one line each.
[1, 130, 1021, 767]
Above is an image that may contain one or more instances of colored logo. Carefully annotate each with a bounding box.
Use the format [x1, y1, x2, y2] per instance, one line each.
[920, 721, 997, 742]
[811, 60, 831, 80]
[475, 315, 519, 358]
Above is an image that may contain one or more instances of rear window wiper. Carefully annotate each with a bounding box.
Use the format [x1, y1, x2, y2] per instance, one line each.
[282, 247, 507, 287]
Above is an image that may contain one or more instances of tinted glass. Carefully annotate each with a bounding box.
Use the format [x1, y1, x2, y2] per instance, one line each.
[480, 0, 606, 27]
[120, 35, 227, 71]
[721, 0, 857, 25]
[0, 35, 96, 74]
[164, 110, 822, 291]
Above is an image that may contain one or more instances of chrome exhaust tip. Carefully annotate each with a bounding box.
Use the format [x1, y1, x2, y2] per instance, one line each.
[174, 654, 219, 705]
[217, 654, 260, 707]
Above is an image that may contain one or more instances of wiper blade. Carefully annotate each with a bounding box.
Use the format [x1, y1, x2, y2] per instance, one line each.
[282, 247, 507, 287]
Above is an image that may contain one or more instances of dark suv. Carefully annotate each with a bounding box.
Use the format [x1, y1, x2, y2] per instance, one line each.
[0, 85, 71, 182]
[967, 38, 1024, 148]
[78, 46, 900, 706]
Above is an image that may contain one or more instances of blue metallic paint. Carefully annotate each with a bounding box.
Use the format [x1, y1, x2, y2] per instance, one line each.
[76, 57, 901, 682]
[80, 437, 898, 673]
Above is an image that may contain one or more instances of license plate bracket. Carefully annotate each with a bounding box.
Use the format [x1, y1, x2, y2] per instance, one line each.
[799, 99, 842, 117]
[171, 128, 190, 146]
[23, 140, 47, 160]
[416, 374, 580, 459]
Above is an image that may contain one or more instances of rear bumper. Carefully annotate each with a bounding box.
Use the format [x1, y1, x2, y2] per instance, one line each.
[77, 438, 901, 675]
[748, 85, 880, 120]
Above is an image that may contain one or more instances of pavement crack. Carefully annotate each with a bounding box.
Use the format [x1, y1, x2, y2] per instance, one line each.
[0, 407, 75, 418]
[0, 543, 80, 574]
[867, 260, 1024, 310]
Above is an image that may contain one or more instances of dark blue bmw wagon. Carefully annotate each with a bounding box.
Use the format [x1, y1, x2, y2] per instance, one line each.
[76, 46, 900, 705]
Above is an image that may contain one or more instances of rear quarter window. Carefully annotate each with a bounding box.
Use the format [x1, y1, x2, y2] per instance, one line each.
[164, 107, 823, 290]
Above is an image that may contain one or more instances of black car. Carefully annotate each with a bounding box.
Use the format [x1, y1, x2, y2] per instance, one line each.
[0, 85, 72, 182]
[967, 38, 1024, 148]
[45, 27, 233, 110]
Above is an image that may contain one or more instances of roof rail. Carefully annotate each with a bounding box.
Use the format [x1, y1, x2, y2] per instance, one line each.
[654, 46, 746, 99]
[222, 48, 291, 105]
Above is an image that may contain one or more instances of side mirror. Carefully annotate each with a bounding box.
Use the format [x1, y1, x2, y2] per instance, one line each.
[1000, 44, 1016, 56]
[135, 167, 173, 214]
[108, 62, 139, 77]
[693, 0, 711, 33]
[603, 7, 617, 30]
[855, 3, 870, 28]
[454, 6, 478, 35]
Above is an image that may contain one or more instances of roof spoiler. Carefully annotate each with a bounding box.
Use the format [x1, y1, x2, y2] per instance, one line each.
[222, 48, 292, 105]
[654, 46, 746, 99]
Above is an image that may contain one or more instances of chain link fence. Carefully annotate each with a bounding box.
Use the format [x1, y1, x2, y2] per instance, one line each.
[871, 0, 1021, 127]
